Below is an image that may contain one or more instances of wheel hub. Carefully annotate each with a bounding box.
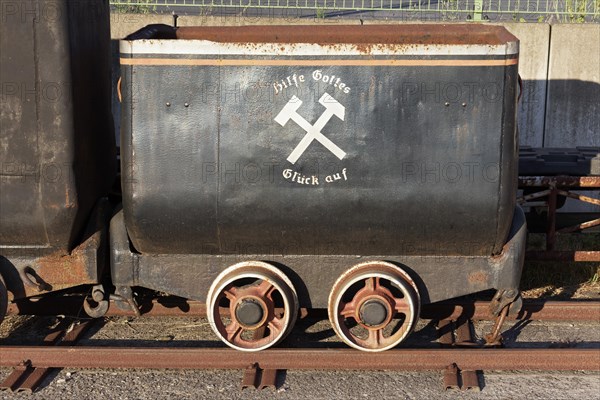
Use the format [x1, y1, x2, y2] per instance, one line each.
[235, 297, 267, 329]
[359, 299, 389, 327]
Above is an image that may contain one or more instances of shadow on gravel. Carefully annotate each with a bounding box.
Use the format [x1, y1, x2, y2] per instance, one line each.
[479, 371, 487, 391]
[0, 315, 106, 346]
[0, 316, 108, 393]
[501, 319, 533, 346]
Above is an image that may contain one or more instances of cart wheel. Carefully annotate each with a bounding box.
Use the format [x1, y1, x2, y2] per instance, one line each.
[329, 261, 420, 352]
[207, 261, 298, 352]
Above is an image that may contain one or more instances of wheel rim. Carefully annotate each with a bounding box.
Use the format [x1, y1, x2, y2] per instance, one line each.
[328, 261, 420, 352]
[206, 261, 298, 352]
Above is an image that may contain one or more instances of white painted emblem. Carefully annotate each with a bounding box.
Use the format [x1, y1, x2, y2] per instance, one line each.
[274, 92, 346, 164]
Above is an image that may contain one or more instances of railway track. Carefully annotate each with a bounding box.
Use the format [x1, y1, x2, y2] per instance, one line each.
[1, 347, 597, 372]
[1, 299, 599, 392]
[7, 297, 600, 321]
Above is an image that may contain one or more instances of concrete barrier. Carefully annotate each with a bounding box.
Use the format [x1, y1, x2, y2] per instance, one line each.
[544, 24, 600, 147]
[545, 24, 600, 212]
[500, 23, 550, 147]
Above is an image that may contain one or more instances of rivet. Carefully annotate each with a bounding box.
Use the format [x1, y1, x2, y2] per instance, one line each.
[184, 102, 189, 107]
[166, 102, 171, 107]
[462, 102, 467, 107]
[444, 102, 450, 106]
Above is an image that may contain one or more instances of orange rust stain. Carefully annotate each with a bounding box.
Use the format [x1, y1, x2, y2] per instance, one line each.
[175, 25, 517, 46]
[36, 253, 92, 283]
[468, 271, 489, 285]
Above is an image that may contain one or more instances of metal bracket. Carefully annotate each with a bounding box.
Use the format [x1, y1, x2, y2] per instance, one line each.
[83, 284, 110, 318]
[241, 363, 280, 390]
[485, 290, 522, 346]
[111, 286, 141, 317]
[488, 289, 520, 317]
[442, 363, 481, 391]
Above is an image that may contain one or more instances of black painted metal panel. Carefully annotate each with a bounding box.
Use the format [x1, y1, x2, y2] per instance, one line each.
[120, 26, 518, 258]
[0, 0, 116, 255]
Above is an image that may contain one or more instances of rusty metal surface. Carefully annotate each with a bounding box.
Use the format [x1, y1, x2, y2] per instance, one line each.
[441, 362, 481, 391]
[0, 347, 598, 371]
[442, 364, 459, 390]
[484, 305, 509, 346]
[0, 362, 33, 393]
[517, 175, 600, 261]
[11, 367, 49, 394]
[0, 320, 92, 393]
[2, 199, 112, 301]
[2, 329, 62, 393]
[557, 218, 600, 234]
[461, 370, 481, 391]
[258, 369, 279, 390]
[556, 190, 600, 206]
[436, 319, 478, 348]
[31, 251, 96, 291]
[175, 25, 517, 46]
[518, 176, 600, 188]
[241, 364, 259, 390]
[436, 320, 454, 346]
[454, 319, 477, 347]
[7, 298, 600, 322]
[29, 199, 111, 294]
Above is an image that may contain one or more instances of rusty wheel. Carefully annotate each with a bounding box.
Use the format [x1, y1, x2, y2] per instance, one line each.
[207, 261, 298, 352]
[328, 261, 420, 352]
[0, 275, 7, 326]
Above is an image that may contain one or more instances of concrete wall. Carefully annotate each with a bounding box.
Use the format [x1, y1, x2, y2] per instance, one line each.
[543, 24, 600, 212]
[544, 24, 600, 147]
[500, 23, 550, 147]
[110, 15, 599, 149]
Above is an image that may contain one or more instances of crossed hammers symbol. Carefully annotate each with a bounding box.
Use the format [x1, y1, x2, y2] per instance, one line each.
[274, 92, 346, 165]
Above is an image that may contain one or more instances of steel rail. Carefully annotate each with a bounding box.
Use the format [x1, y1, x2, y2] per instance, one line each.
[0, 321, 93, 393]
[0, 347, 598, 371]
[8, 299, 600, 321]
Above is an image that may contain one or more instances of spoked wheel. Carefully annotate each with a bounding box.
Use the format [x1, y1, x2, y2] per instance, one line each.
[328, 261, 420, 352]
[0, 275, 8, 326]
[207, 261, 298, 352]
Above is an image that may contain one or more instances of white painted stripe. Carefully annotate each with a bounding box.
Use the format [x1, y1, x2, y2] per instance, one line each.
[120, 40, 519, 57]
[120, 58, 518, 67]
